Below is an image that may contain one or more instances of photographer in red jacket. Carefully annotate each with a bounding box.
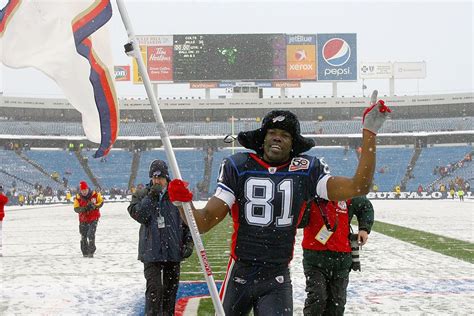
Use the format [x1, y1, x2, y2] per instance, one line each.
[301, 195, 374, 315]
[0, 185, 9, 257]
[73, 181, 103, 258]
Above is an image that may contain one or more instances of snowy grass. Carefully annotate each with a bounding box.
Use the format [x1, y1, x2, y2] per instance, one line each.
[373, 220, 474, 263]
[193, 200, 474, 314]
[1, 200, 473, 315]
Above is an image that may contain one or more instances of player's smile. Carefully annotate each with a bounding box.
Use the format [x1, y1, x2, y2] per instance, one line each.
[270, 144, 282, 151]
[263, 128, 293, 163]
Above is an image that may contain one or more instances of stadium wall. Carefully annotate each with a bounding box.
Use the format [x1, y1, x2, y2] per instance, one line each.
[1, 93, 472, 122]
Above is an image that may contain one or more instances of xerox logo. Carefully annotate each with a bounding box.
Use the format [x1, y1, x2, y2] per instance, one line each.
[295, 49, 307, 61]
[322, 38, 351, 67]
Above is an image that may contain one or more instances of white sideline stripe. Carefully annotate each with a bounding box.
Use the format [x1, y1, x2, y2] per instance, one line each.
[183, 297, 201, 315]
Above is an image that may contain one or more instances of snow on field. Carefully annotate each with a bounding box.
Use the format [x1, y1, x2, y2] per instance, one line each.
[1, 200, 473, 315]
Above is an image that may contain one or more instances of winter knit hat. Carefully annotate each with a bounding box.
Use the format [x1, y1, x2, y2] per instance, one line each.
[79, 181, 88, 190]
[149, 159, 170, 180]
[237, 110, 315, 156]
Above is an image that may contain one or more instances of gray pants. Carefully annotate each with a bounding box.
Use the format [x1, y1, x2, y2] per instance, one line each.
[144, 261, 180, 316]
[303, 250, 352, 316]
[79, 220, 98, 256]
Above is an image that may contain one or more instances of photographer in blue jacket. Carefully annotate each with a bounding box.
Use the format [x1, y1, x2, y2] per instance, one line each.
[128, 159, 193, 316]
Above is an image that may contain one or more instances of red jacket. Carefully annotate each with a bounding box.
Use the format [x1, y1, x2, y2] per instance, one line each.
[302, 199, 352, 252]
[0, 193, 8, 221]
[73, 191, 103, 223]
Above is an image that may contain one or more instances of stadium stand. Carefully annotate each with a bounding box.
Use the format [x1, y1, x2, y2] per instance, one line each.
[0, 93, 472, 201]
[0, 150, 62, 191]
[407, 145, 473, 191]
[372, 147, 415, 191]
[24, 149, 89, 189]
[0, 117, 472, 137]
[81, 150, 133, 190]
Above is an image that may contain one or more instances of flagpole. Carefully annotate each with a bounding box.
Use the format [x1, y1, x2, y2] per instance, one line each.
[115, 1, 225, 315]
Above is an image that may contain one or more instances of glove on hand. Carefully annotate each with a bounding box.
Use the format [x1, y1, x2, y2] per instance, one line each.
[148, 184, 162, 199]
[362, 90, 392, 135]
[351, 261, 361, 272]
[86, 202, 95, 211]
[168, 179, 193, 206]
[181, 240, 194, 259]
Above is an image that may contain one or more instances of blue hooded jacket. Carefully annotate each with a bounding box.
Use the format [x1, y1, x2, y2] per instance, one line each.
[128, 183, 192, 263]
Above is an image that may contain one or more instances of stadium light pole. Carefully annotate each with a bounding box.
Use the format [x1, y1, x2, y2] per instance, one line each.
[115, 1, 225, 315]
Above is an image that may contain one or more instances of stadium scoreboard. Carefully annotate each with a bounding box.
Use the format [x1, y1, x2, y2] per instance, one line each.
[173, 34, 286, 82]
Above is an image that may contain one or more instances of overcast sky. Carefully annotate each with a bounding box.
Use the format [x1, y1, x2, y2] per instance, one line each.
[1, 0, 473, 98]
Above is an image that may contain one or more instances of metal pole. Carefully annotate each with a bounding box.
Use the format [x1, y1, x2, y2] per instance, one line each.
[115, 2, 225, 314]
[389, 77, 395, 97]
[231, 115, 235, 155]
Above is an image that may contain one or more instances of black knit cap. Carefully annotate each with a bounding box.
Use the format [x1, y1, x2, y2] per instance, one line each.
[149, 159, 170, 180]
[237, 110, 315, 156]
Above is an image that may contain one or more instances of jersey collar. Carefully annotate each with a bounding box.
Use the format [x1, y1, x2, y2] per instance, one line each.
[250, 153, 291, 172]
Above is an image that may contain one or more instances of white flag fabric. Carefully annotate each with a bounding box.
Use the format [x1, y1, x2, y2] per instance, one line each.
[0, 0, 119, 158]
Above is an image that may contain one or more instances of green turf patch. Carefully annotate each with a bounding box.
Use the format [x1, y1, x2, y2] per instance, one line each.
[372, 220, 474, 264]
[197, 299, 215, 315]
[180, 217, 233, 281]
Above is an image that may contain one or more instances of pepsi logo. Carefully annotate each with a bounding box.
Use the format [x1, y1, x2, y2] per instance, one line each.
[322, 38, 351, 67]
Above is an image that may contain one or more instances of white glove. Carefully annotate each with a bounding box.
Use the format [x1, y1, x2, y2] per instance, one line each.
[362, 90, 391, 135]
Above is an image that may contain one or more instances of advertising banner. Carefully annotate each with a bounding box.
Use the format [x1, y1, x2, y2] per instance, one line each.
[133, 36, 174, 83]
[317, 33, 357, 81]
[393, 61, 427, 79]
[286, 34, 316, 80]
[359, 62, 393, 79]
[132, 45, 147, 84]
[136, 35, 173, 46]
[147, 46, 173, 81]
[190, 82, 219, 89]
[273, 81, 301, 88]
[114, 65, 130, 81]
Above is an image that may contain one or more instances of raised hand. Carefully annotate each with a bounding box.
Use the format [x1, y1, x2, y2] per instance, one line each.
[362, 90, 392, 135]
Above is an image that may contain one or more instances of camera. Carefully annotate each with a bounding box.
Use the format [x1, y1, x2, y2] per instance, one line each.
[350, 233, 361, 271]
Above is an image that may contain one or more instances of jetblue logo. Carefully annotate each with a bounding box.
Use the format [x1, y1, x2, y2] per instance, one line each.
[288, 35, 314, 44]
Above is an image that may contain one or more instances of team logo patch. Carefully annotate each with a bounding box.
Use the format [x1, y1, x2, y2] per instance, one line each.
[337, 201, 348, 213]
[289, 157, 310, 171]
[272, 115, 286, 123]
[268, 167, 277, 174]
[233, 277, 247, 284]
[275, 275, 285, 284]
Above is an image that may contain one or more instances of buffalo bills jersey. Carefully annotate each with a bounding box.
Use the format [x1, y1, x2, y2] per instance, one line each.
[214, 152, 331, 266]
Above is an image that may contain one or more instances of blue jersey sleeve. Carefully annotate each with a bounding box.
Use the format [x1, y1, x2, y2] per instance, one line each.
[214, 157, 239, 206]
[309, 156, 331, 199]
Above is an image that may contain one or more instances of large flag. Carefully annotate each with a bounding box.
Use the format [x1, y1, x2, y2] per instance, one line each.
[0, 0, 119, 158]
